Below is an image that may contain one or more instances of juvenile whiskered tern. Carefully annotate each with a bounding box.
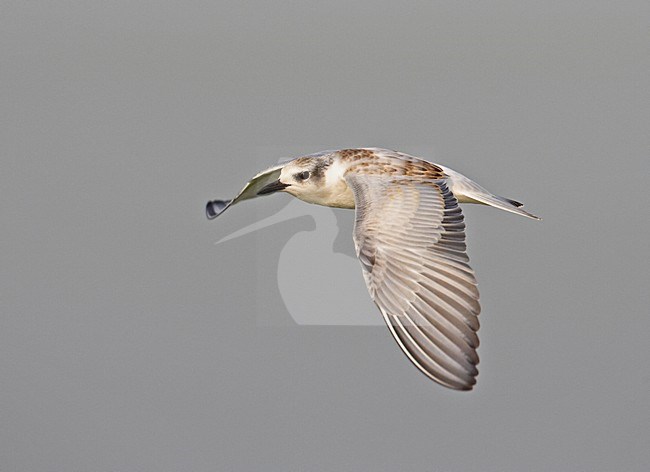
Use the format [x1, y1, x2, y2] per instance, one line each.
[206, 148, 539, 390]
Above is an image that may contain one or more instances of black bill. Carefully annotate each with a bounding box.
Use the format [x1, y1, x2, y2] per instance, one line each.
[257, 179, 290, 195]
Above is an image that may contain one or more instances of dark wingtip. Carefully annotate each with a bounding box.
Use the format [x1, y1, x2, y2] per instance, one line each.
[505, 198, 524, 208]
[206, 200, 231, 220]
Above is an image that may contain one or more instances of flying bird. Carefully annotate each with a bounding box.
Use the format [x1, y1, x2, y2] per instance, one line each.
[206, 148, 539, 390]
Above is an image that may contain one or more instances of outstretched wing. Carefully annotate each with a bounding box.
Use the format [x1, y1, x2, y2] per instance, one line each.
[206, 163, 285, 219]
[345, 173, 481, 390]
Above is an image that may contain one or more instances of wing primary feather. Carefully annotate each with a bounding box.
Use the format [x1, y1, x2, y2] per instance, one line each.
[345, 171, 481, 390]
[389, 313, 475, 390]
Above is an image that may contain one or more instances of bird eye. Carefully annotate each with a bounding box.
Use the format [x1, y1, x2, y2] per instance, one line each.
[297, 171, 310, 181]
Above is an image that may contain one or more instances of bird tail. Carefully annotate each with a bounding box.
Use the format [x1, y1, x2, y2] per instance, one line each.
[440, 165, 541, 220]
[465, 191, 540, 220]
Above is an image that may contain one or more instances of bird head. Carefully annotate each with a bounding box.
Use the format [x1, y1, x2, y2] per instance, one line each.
[258, 155, 332, 204]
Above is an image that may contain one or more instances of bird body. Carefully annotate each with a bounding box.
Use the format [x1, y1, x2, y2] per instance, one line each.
[206, 148, 539, 390]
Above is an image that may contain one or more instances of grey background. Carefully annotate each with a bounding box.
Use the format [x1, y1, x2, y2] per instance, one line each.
[2, 1, 649, 471]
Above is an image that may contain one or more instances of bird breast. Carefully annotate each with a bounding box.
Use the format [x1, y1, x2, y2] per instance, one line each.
[320, 182, 356, 209]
